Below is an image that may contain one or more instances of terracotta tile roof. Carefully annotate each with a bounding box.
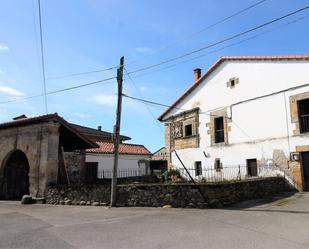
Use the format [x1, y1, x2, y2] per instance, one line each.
[158, 55, 309, 121]
[87, 141, 152, 155]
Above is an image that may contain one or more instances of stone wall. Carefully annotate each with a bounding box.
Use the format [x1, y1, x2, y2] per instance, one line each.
[63, 151, 85, 184]
[0, 122, 60, 197]
[165, 108, 199, 153]
[46, 177, 286, 208]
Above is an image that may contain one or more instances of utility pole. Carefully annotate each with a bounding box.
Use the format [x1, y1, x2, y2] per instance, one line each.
[110, 56, 124, 207]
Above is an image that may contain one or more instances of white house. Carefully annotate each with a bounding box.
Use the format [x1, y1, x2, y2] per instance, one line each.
[86, 142, 151, 179]
[70, 123, 152, 180]
[158, 55, 309, 190]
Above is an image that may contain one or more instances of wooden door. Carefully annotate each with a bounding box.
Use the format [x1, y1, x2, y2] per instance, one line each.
[247, 159, 257, 177]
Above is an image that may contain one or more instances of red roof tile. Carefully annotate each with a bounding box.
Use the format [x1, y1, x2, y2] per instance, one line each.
[158, 55, 309, 121]
[87, 141, 151, 155]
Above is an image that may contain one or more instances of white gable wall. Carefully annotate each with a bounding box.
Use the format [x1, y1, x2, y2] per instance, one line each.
[164, 60, 309, 171]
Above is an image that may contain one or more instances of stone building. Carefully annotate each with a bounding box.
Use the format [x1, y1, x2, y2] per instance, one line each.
[0, 113, 97, 200]
[158, 55, 309, 191]
[149, 147, 168, 173]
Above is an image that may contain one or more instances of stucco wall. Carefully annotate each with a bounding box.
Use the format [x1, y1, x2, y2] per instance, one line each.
[86, 153, 151, 178]
[163, 60, 309, 189]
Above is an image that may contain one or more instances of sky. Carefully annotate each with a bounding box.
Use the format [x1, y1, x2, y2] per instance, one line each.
[0, 0, 308, 152]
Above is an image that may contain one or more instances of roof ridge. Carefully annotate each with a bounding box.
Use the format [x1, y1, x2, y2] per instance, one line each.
[158, 54, 309, 121]
[96, 140, 149, 148]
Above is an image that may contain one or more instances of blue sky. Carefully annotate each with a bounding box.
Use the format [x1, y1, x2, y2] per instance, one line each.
[0, 0, 308, 152]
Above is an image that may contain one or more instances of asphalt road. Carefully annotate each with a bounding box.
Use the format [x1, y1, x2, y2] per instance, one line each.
[0, 193, 309, 249]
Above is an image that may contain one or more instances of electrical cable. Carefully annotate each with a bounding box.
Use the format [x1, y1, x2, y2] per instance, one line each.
[44, 0, 266, 80]
[37, 0, 48, 113]
[124, 68, 165, 134]
[0, 77, 116, 105]
[127, 5, 309, 75]
[129, 15, 309, 79]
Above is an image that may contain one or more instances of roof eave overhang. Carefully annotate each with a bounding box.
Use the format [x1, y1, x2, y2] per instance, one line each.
[158, 55, 309, 121]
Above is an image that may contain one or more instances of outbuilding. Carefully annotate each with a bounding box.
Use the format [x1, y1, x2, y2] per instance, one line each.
[0, 113, 97, 199]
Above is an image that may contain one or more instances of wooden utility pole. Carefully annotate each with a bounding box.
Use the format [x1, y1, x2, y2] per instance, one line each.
[110, 56, 124, 207]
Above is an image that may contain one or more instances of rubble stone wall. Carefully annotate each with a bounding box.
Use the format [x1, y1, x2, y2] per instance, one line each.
[46, 177, 286, 208]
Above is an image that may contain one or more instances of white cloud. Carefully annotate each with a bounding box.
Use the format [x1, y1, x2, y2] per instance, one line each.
[0, 85, 24, 96]
[91, 94, 117, 107]
[135, 46, 154, 55]
[0, 44, 9, 51]
[73, 112, 87, 118]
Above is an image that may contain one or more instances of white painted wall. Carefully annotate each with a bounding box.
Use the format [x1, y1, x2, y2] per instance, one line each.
[86, 153, 151, 178]
[164, 60, 309, 176]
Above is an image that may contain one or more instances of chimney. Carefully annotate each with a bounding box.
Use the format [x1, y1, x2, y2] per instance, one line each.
[97, 125, 102, 131]
[194, 68, 201, 82]
[13, 114, 27, 120]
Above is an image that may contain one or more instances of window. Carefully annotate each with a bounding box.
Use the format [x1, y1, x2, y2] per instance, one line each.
[195, 161, 202, 176]
[85, 162, 98, 181]
[184, 124, 193, 137]
[298, 98, 309, 133]
[214, 117, 224, 143]
[227, 77, 239, 88]
[214, 158, 222, 171]
[230, 79, 235, 87]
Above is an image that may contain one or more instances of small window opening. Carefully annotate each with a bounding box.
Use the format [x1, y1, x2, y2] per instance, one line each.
[214, 159, 222, 171]
[184, 124, 193, 137]
[230, 79, 235, 87]
[298, 98, 309, 133]
[214, 117, 224, 143]
[195, 161, 202, 176]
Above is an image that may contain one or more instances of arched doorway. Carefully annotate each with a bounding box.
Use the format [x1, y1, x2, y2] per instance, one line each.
[1, 150, 30, 200]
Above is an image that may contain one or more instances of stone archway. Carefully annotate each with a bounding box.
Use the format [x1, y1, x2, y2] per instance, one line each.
[1, 150, 30, 200]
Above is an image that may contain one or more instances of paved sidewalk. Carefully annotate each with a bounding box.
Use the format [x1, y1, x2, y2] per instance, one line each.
[0, 193, 309, 249]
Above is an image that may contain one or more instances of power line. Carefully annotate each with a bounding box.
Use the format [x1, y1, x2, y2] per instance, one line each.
[2, 14, 307, 109]
[121, 92, 269, 157]
[122, 93, 181, 110]
[2, 7, 307, 109]
[41, 0, 266, 81]
[31, 0, 42, 81]
[46, 66, 116, 80]
[120, 93, 286, 156]
[126, 0, 267, 65]
[0, 77, 116, 105]
[123, 68, 165, 134]
[121, 93, 221, 118]
[37, 0, 48, 113]
[129, 15, 309, 79]
[127, 5, 309, 75]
